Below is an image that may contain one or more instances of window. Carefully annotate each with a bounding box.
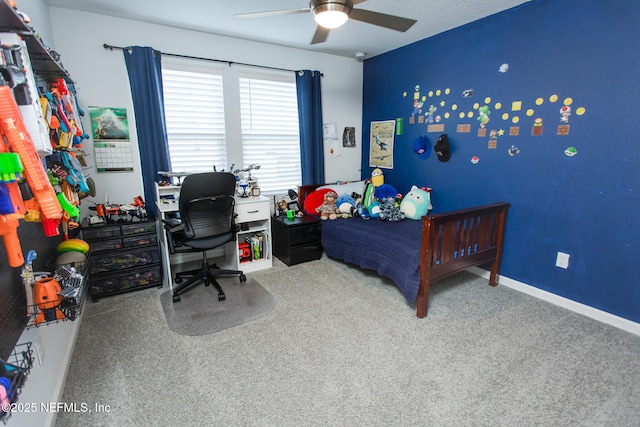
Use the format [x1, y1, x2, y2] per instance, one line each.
[161, 59, 301, 195]
[162, 66, 226, 173]
[239, 75, 301, 194]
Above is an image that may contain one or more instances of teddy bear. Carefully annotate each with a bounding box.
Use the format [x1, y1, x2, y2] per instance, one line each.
[276, 199, 288, 216]
[315, 190, 340, 220]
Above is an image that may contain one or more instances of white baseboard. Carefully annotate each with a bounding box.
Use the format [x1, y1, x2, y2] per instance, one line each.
[468, 267, 640, 337]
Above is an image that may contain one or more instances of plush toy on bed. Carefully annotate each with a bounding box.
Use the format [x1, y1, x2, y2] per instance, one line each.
[399, 186, 432, 220]
[374, 183, 399, 200]
[378, 197, 405, 221]
[354, 197, 370, 219]
[336, 193, 356, 218]
[316, 190, 341, 220]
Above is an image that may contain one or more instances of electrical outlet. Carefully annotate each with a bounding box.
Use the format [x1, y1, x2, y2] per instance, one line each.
[556, 252, 570, 269]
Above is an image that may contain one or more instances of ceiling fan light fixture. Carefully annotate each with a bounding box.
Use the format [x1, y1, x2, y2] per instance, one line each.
[313, 3, 351, 29]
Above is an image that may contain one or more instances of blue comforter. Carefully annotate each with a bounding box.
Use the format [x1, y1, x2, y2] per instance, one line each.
[319, 217, 423, 303]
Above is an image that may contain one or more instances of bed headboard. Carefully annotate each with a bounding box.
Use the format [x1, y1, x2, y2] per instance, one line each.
[297, 184, 324, 209]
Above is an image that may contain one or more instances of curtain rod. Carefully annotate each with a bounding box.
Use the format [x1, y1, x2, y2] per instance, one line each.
[103, 43, 323, 76]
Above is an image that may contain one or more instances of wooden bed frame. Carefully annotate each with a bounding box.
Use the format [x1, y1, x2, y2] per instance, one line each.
[299, 184, 510, 318]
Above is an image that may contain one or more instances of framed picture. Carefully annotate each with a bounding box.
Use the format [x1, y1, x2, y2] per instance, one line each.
[369, 120, 395, 169]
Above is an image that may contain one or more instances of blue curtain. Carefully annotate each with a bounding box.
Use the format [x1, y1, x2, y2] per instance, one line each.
[123, 46, 171, 213]
[296, 70, 324, 185]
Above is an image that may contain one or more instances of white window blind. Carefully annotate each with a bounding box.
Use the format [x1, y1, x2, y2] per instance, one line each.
[239, 76, 301, 194]
[162, 67, 227, 173]
[161, 59, 302, 195]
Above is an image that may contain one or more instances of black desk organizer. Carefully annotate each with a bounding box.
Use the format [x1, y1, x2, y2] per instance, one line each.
[0, 343, 34, 425]
[81, 217, 163, 301]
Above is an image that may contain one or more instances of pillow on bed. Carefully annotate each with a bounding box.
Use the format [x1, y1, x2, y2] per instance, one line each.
[303, 188, 332, 215]
[317, 180, 366, 198]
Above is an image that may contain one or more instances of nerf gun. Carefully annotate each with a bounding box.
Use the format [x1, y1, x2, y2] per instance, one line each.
[0, 151, 26, 267]
[0, 82, 62, 240]
[51, 78, 87, 138]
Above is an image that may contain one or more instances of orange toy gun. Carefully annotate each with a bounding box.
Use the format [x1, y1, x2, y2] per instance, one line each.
[0, 83, 62, 238]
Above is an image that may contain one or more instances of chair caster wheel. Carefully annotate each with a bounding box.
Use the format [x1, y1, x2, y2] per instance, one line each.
[172, 294, 181, 303]
[218, 293, 226, 301]
[239, 274, 247, 283]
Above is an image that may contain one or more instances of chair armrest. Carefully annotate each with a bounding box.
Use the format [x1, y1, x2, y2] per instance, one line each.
[162, 217, 183, 233]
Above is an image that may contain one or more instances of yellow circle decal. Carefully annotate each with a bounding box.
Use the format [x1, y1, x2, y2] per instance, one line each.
[467, 111, 474, 118]
[436, 89, 441, 96]
[444, 112, 450, 119]
[451, 104, 458, 111]
[428, 91, 433, 97]
[526, 109, 534, 116]
[459, 112, 465, 119]
[485, 97, 492, 104]
[473, 103, 480, 109]
[576, 107, 586, 115]
[502, 113, 509, 120]
[564, 97, 573, 106]
[495, 102, 502, 110]
[512, 116, 520, 124]
[422, 96, 426, 102]
[445, 88, 451, 95]
[535, 98, 544, 105]
[550, 94, 558, 103]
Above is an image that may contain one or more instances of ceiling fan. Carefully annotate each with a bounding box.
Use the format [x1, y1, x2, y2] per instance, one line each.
[234, 0, 417, 45]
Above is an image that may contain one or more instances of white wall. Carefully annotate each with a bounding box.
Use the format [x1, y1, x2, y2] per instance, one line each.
[47, 7, 364, 215]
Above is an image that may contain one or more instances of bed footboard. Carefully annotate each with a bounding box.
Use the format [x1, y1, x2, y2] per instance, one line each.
[417, 202, 510, 318]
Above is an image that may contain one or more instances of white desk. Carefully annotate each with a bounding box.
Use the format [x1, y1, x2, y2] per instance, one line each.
[155, 184, 272, 289]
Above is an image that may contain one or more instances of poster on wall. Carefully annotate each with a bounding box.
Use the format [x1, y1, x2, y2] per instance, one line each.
[88, 106, 134, 172]
[343, 127, 356, 147]
[369, 120, 395, 169]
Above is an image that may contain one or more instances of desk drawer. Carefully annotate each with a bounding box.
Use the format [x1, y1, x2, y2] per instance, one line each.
[236, 200, 269, 223]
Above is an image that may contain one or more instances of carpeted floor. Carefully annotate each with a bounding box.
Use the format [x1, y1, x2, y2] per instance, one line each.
[56, 255, 640, 427]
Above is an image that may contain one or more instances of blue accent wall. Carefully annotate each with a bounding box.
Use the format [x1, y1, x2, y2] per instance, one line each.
[361, 0, 640, 322]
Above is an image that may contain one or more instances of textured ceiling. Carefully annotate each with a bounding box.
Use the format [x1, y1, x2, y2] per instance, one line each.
[44, 0, 530, 58]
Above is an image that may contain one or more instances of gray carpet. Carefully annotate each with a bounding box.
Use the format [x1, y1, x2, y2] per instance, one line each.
[160, 277, 275, 336]
[56, 256, 640, 427]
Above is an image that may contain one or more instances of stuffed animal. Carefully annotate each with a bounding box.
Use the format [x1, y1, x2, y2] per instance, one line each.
[353, 197, 369, 219]
[371, 168, 384, 187]
[361, 180, 376, 210]
[400, 186, 432, 220]
[316, 190, 340, 220]
[336, 193, 356, 217]
[276, 199, 288, 216]
[378, 197, 405, 221]
[374, 183, 399, 200]
[368, 201, 382, 219]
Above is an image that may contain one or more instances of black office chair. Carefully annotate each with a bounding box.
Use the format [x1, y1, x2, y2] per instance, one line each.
[163, 172, 246, 303]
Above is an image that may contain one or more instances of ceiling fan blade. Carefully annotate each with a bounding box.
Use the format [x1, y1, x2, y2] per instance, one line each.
[235, 8, 310, 19]
[350, 0, 368, 5]
[349, 8, 417, 32]
[311, 26, 330, 45]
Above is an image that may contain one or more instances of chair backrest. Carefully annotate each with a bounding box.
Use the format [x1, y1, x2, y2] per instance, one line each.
[178, 172, 237, 241]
